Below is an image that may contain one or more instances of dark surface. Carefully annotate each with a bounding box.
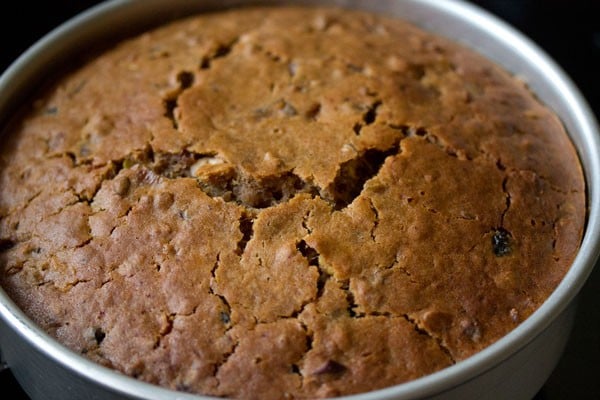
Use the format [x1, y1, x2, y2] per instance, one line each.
[0, 1, 598, 399]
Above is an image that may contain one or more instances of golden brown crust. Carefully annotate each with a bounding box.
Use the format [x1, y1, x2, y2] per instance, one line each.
[0, 5, 585, 399]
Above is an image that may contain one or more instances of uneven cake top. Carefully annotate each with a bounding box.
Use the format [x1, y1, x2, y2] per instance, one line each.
[0, 5, 585, 399]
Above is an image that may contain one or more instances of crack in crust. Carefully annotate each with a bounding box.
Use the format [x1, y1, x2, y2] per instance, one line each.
[296, 239, 329, 301]
[200, 38, 240, 70]
[164, 71, 195, 129]
[403, 313, 457, 364]
[324, 141, 400, 210]
[235, 213, 255, 256]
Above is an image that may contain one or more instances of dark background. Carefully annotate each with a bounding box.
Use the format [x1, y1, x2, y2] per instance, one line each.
[0, 1, 598, 399]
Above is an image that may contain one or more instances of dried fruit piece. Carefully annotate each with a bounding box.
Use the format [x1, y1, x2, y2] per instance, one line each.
[492, 228, 511, 257]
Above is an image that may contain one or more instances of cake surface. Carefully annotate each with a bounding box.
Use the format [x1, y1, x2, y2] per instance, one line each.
[0, 5, 585, 399]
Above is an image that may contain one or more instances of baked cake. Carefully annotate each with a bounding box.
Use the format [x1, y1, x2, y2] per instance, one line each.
[0, 5, 585, 399]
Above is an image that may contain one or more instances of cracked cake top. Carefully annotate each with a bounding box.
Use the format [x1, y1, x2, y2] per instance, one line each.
[0, 5, 585, 399]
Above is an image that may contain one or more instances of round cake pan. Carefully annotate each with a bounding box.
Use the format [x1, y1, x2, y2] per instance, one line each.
[0, 1, 598, 399]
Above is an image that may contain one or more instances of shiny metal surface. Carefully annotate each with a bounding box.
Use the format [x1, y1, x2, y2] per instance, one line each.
[0, 1, 598, 399]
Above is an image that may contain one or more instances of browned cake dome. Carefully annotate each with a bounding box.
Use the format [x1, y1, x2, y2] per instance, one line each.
[0, 5, 585, 399]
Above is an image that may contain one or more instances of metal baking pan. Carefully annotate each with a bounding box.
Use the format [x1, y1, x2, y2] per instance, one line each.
[0, 1, 598, 399]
